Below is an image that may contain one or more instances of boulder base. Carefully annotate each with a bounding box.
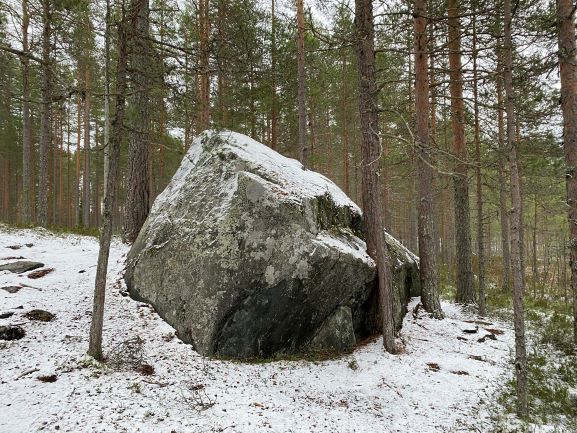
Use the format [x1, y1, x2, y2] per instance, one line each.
[125, 131, 419, 359]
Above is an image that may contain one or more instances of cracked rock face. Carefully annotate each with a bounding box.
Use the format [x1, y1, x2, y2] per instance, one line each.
[125, 130, 420, 359]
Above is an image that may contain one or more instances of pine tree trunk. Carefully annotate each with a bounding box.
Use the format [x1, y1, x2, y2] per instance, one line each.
[355, 0, 395, 354]
[472, 16, 486, 315]
[533, 198, 538, 296]
[496, 48, 512, 292]
[447, 0, 474, 304]
[88, 11, 129, 361]
[125, 0, 151, 243]
[215, 0, 225, 130]
[59, 109, 63, 225]
[76, 86, 82, 227]
[66, 106, 71, 225]
[271, 0, 277, 150]
[556, 0, 577, 345]
[184, 29, 191, 149]
[83, 67, 91, 227]
[414, 0, 442, 318]
[52, 110, 58, 224]
[341, 54, 350, 196]
[296, 0, 308, 167]
[21, 0, 31, 224]
[504, 0, 528, 416]
[103, 0, 111, 197]
[94, 123, 100, 226]
[429, 23, 440, 259]
[199, 0, 210, 130]
[37, 0, 52, 227]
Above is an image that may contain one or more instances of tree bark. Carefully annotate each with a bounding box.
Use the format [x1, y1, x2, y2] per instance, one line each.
[414, 0, 442, 318]
[504, 0, 528, 416]
[199, 0, 210, 130]
[88, 8, 129, 361]
[271, 0, 277, 150]
[341, 54, 350, 196]
[20, 0, 31, 224]
[37, 0, 52, 227]
[76, 82, 82, 226]
[472, 15, 486, 315]
[532, 198, 538, 296]
[103, 0, 111, 197]
[447, 0, 474, 304]
[557, 0, 577, 346]
[297, 0, 308, 167]
[496, 46, 512, 292]
[83, 67, 91, 227]
[124, 0, 151, 243]
[66, 105, 71, 225]
[354, 0, 395, 353]
[94, 123, 100, 226]
[58, 108, 64, 225]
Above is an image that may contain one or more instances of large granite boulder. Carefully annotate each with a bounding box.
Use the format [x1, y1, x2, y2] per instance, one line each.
[125, 130, 420, 359]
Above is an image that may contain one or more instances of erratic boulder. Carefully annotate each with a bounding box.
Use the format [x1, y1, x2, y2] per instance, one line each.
[125, 130, 420, 359]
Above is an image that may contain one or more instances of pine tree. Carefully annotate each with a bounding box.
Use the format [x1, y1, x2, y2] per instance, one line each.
[124, 0, 151, 243]
[556, 0, 577, 346]
[447, 0, 474, 304]
[414, 0, 442, 318]
[354, 0, 395, 354]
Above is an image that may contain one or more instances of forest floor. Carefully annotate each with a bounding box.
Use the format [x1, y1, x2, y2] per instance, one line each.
[0, 225, 566, 433]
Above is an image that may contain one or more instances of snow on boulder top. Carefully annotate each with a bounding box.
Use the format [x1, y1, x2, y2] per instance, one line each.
[156, 129, 361, 215]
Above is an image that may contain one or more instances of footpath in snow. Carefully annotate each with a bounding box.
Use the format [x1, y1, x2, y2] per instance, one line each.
[0, 227, 513, 433]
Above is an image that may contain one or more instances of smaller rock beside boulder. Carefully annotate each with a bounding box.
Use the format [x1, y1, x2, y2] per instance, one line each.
[25, 309, 55, 322]
[1, 285, 23, 294]
[0, 261, 44, 274]
[27, 268, 54, 279]
[0, 325, 25, 340]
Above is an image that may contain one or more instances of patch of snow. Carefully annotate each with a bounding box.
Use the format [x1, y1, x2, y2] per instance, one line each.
[183, 130, 360, 213]
[0, 226, 516, 433]
[385, 230, 419, 265]
[313, 231, 375, 267]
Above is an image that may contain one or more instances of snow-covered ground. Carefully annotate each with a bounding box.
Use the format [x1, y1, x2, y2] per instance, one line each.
[0, 226, 515, 433]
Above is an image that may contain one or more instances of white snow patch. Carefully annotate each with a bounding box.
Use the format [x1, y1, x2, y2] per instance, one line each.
[190, 130, 359, 212]
[385, 230, 419, 265]
[313, 231, 375, 266]
[0, 227, 515, 433]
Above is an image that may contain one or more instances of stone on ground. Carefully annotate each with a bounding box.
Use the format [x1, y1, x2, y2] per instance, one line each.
[0, 261, 44, 274]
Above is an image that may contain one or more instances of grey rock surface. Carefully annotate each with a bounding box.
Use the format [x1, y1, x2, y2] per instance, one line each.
[1, 286, 23, 294]
[0, 261, 44, 274]
[125, 130, 420, 359]
[307, 306, 356, 353]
